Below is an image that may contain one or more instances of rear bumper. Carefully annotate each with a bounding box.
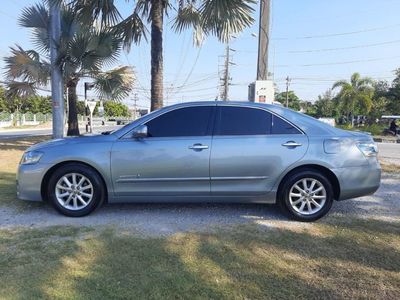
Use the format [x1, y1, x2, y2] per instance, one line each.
[16, 163, 50, 201]
[332, 163, 381, 201]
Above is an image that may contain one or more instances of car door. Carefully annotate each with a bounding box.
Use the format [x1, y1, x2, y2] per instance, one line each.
[210, 105, 308, 196]
[111, 105, 215, 196]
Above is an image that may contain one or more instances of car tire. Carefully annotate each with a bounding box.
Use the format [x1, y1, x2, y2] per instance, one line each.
[278, 169, 334, 222]
[47, 163, 105, 217]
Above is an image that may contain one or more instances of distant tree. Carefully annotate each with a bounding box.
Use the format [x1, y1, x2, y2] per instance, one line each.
[0, 87, 7, 112]
[275, 91, 301, 111]
[22, 95, 52, 114]
[387, 68, 400, 114]
[367, 80, 390, 123]
[332, 73, 374, 126]
[300, 100, 317, 117]
[314, 89, 335, 118]
[104, 101, 130, 118]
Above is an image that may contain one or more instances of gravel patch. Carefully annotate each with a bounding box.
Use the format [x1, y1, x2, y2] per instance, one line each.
[1, 172, 399, 236]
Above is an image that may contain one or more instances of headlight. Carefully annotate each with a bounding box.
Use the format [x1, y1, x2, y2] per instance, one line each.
[356, 142, 378, 157]
[20, 151, 44, 165]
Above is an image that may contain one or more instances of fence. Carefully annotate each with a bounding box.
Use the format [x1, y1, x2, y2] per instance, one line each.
[0, 112, 135, 128]
[0, 112, 52, 128]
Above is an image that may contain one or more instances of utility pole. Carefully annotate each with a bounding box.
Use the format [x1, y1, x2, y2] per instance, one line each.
[257, 0, 271, 80]
[220, 44, 236, 101]
[285, 76, 291, 108]
[49, 3, 64, 138]
[133, 93, 138, 120]
[222, 44, 230, 101]
[84, 82, 95, 132]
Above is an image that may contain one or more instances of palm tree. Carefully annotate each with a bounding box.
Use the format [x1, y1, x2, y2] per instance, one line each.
[4, 3, 134, 136]
[332, 73, 374, 126]
[69, 0, 256, 111]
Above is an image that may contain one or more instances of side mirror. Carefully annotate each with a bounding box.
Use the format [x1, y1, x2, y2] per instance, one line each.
[132, 125, 148, 139]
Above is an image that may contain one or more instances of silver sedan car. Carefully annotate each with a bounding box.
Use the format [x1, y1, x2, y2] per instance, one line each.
[17, 101, 381, 221]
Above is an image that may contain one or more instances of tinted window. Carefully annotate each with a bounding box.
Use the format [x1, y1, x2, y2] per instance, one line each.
[215, 106, 271, 135]
[271, 115, 301, 134]
[146, 106, 213, 137]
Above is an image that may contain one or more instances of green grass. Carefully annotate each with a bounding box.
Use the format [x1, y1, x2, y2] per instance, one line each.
[0, 136, 50, 209]
[0, 219, 399, 299]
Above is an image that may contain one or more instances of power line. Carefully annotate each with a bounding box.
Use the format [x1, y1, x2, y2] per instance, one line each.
[168, 86, 218, 94]
[289, 39, 400, 53]
[274, 55, 400, 68]
[272, 23, 400, 40]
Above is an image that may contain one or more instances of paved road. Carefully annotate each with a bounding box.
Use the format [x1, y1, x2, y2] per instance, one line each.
[377, 142, 400, 165]
[0, 125, 122, 139]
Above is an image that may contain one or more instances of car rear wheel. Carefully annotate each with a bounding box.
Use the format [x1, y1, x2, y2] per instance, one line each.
[279, 170, 334, 222]
[47, 163, 104, 217]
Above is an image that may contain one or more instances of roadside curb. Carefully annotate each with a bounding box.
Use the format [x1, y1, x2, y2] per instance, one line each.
[373, 138, 400, 143]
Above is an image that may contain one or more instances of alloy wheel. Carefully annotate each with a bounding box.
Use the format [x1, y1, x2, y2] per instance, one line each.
[55, 173, 94, 211]
[288, 178, 327, 215]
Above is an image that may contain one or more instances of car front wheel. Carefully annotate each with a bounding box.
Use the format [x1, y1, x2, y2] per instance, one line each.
[47, 163, 105, 217]
[279, 170, 334, 222]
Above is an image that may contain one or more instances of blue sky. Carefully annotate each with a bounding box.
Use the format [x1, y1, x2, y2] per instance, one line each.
[1, 0, 400, 110]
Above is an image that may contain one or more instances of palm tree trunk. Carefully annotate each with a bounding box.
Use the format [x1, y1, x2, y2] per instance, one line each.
[66, 79, 80, 136]
[150, 0, 163, 111]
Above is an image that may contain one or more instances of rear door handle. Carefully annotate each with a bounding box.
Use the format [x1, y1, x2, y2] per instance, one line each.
[189, 144, 209, 151]
[282, 141, 302, 148]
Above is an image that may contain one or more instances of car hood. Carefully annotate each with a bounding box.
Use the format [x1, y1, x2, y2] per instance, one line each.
[26, 134, 116, 152]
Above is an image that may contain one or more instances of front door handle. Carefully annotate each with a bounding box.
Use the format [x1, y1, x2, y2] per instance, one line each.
[282, 141, 302, 148]
[189, 144, 209, 151]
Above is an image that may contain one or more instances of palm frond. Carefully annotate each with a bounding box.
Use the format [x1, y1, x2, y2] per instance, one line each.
[332, 80, 350, 90]
[4, 46, 50, 86]
[356, 77, 373, 90]
[6, 81, 37, 99]
[177, 0, 197, 10]
[172, 4, 200, 33]
[114, 12, 147, 52]
[172, 3, 205, 46]
[350, 72, 361, 87]
[19, 3, 49, 29]
[73, 0, 122, 27]
[61, 5, 80, 42]
[199, 0, 256, 43]
[93, 66, 135, 101]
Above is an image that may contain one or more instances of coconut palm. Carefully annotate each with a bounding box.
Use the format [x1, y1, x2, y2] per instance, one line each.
[332, 73, 374, 126]
[3, 3, 134, 136]
[68, 0, 256, 111]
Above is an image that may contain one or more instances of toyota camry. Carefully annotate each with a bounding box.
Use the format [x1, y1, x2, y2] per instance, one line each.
[17, 101, 381, 221]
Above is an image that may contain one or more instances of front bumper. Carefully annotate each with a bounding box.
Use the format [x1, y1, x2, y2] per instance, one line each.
[332, 162, 381, 201]
[16, 163, 51, 201]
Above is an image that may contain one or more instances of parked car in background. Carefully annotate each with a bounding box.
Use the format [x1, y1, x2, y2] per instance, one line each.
[17, 101, 381, 221]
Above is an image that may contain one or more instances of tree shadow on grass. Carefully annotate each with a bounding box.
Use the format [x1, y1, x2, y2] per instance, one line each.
[0, 135, 50, 151]
[2, 217, 399, 299]
[195, 217, 400, 299]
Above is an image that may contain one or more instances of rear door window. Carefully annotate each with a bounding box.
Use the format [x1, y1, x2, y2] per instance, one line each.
[271, 114, 301, 134]
[215, 106, 271, 135]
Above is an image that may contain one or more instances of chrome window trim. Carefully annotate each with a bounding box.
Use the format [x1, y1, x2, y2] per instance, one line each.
[120, 102, 305, 139]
